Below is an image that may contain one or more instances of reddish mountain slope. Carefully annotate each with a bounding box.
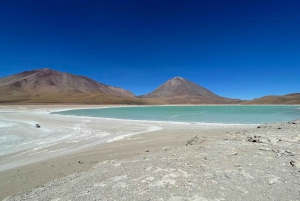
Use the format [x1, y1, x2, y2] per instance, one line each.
[0, 68, 141, 104]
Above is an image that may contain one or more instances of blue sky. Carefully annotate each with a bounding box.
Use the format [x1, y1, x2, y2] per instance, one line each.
[0, 0, 299, 100]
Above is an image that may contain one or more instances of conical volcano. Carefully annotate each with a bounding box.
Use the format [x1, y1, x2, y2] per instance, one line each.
[141, 77, 239, 104]
[142, 77, 220, 98]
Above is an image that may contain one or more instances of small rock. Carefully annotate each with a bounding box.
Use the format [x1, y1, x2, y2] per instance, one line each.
[268, 179, 277, 185]
[186, 135, 200, 146]
[290, 159, 300, 168]
[259, 139, 269, 144]
[163, 147, 171, 151]
[248, 138, 260, 143]
[247, 136, 262, 143]
[145, 149, 149, 152]
[259, 148, 271, 151]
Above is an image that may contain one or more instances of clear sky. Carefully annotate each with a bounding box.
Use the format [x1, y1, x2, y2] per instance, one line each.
[1, 0, 299, 100]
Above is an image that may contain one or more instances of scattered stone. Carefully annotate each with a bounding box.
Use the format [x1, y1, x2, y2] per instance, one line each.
[186, 135, 199, 146]
[163, 147, 171, 151]
[268, 177, 279, 185]
[247, 135, 263, 143]
[257, 126, 261, 129]
[290, 159, 300, 168]
[35, 124, 41, 128]
[4, 116, 300, 201]
[259, 148, 271, 151]
[273, 150, 295, 157]
[259, 138, 269, 144]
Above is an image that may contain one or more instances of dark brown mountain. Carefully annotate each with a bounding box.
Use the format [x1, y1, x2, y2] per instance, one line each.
[141, 77, 241, 104]
[0, 68, 144, 104]
[244, 93, 300, 104]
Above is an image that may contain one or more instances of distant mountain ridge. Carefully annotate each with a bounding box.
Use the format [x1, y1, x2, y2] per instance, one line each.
[0, 68, 143, 104]
[0, 68, 298, 104]
[244, 93, 300, 104]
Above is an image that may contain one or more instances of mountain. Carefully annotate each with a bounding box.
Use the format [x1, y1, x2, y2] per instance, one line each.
[244, 93, 300, 104]
[0, 68, 144, 104]
[2, 69, 296, 105]
[141, 77, 241, 104]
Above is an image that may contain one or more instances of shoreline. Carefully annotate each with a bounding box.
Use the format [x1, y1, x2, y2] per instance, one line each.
[0, 105, 253, 172]
[52, 104, 299, 126]
[0, 105, 165, 172]
[0, 105, 299, 200]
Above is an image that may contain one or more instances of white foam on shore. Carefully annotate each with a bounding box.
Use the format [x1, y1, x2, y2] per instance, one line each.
[107, 125, 162, 143]
[52, 112, 254, 127]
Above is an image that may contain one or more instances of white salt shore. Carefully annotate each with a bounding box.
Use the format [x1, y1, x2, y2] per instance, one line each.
[0, 105, 299, 201]
[0, 105, 163, 172]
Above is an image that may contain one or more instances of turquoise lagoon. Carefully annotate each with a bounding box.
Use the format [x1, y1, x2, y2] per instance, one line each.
[53, 106, 300, 124]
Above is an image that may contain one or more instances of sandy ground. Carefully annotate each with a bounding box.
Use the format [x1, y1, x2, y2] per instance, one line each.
[0, 105, 299, 201]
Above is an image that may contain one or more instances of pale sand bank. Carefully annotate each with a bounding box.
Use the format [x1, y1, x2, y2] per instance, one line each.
[0, 105, 299, 200]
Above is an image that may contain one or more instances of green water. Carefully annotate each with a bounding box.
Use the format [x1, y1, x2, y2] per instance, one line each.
[53, 106, 300, 124]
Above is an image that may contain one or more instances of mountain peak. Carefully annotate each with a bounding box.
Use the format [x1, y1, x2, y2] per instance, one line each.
[40, 67, 50, 70]
[37, 68, 52, 72]
[172, 76, 185, 80]
[142, 77, 220, 99]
